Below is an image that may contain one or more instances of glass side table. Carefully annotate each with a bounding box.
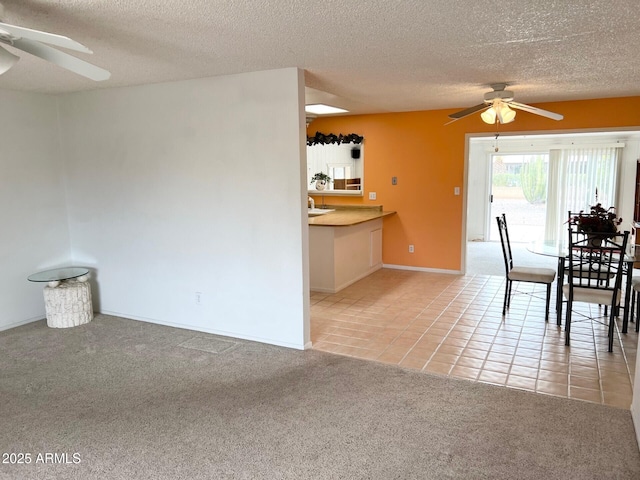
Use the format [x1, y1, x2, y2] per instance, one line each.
[28, 267, 93, 328]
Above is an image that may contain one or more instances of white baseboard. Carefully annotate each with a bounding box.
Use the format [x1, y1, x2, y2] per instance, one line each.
[0, 315, 44, 332]
[99, 310, 308, 350]
[383, 264, 462, 275]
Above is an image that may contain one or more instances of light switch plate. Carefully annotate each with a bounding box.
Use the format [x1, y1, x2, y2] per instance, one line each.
[369, 192, 377, 200]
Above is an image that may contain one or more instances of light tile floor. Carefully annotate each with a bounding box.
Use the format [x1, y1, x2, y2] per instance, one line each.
[311, 269, 637, 409]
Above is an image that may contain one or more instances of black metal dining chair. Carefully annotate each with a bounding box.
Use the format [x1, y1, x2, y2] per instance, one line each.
[496, 214, 557, 322]
[562, 226, 629, 352]
[561, 211, 618, 321]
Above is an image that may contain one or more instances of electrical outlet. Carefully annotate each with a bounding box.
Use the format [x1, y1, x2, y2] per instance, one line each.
[195, 292, 202, 305]
[409, 245, 414, 253]
[369, 192, 377, 200]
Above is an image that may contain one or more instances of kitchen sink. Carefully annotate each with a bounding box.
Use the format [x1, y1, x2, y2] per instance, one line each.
[308, 208, 335, 216]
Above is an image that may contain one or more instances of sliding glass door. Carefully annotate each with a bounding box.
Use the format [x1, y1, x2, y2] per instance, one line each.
[489, 153, 548, 242]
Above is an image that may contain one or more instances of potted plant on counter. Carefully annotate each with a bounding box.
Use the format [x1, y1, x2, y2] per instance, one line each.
[310, 172, 332, 191]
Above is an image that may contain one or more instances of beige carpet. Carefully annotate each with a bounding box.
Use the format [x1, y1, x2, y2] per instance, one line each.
[467, 240, 557, 276]
[1, 315, 639, 479]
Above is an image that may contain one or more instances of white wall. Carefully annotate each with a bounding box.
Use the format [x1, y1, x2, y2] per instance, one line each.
[58, 68, 310, 349]
[0, 90, 71, 330]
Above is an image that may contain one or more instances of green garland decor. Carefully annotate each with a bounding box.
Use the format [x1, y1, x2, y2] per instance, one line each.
[307, 132, 364, 146]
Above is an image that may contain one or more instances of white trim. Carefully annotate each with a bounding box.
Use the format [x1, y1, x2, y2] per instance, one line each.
[483, 146, 551, 154]
[465, 126, 640, 140]
[481, 143, 625, 154]
[383, 264, 461, 275]
[0, 315, 44, 332]
[311, 287, 336, 293]
[307, 189, 363, 197]
[550, 142, 625, 149]
[99, 310, 307, 350]
[310, 287, 336, 293]
[483, 151, 492, 241]
[461, 133, 470, 273]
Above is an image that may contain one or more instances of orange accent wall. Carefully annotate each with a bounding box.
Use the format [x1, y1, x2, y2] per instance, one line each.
[308, 97, 640, 271]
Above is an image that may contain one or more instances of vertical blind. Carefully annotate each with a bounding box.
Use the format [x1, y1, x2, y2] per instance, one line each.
[544, 146, 621, 243]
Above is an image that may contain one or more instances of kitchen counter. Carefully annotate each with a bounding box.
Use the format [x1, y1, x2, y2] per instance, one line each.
[308, 205, 396, 293]
[308, 205, 396, 226]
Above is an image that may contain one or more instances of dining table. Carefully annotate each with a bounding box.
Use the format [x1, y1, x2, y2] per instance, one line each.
[527, 239, 636, 333]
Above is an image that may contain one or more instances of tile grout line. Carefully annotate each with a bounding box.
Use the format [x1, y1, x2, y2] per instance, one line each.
[310, 270, 635, 408]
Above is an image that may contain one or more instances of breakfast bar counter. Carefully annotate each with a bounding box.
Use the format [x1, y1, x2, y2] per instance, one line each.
[308, 206, 396, 293]
[308, 206, 396, 226]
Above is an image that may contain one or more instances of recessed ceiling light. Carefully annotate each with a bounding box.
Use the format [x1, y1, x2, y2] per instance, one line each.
[305, 104, 349, 115]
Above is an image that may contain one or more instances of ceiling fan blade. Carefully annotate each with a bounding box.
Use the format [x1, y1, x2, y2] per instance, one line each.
[444, 115, 477, 126]
[12, 37, 110, 81]
[509, 102, 563, 121]
[448, 103, 489, 120]
[0, 43, 19, 74]
[0, 21, 92, 53]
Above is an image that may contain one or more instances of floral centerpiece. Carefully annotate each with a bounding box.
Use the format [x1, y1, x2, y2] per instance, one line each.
[569, 203, 623, 238]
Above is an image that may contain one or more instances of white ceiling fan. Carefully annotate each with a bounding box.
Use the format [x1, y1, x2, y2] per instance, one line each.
[447, 83, 563, 125]
[0, 2, 110, 81]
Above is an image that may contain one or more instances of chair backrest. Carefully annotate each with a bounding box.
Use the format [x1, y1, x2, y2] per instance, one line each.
[566, 223, 629, 296]
[496, 214, 514, 274]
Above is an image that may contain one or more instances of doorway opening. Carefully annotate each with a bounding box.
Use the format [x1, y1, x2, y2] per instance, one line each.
[464, 130, 640, 276]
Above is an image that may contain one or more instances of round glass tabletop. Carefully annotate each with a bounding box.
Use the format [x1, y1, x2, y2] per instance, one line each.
[28, 267, 89, 283]
[528, 239, 637, 261]
[527, 240, 567, 258]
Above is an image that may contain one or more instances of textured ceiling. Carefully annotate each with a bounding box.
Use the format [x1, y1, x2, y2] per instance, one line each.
[1, 0, 639, 114]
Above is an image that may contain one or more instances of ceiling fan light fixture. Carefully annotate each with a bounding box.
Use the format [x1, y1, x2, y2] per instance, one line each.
[497, 104, 516, 124]
[480, 106, 497, 124]
[0, 44, 18, 74]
